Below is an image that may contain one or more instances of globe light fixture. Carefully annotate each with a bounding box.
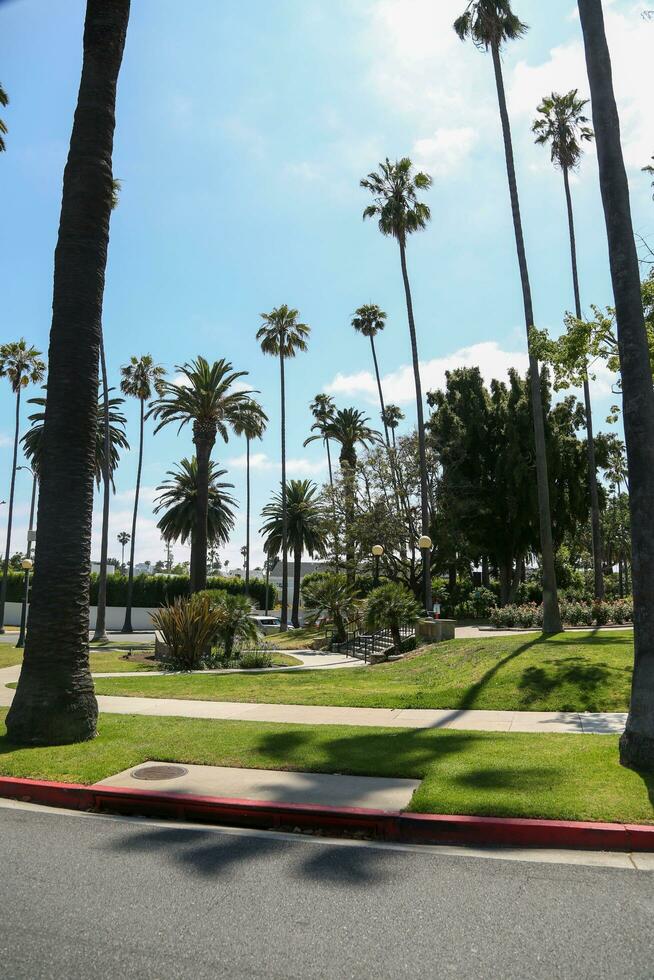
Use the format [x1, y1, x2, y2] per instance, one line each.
[21, 558, 33, 571]
[371, 544, 384, 557]
[371, 544, 384, 586]
[418, 535, 432, 551]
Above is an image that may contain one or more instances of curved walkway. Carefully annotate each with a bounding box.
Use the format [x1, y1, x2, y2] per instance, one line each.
[0, 663, 627, 734]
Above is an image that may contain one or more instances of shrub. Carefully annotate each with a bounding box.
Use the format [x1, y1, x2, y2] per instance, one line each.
[469, 587, 498, 619]
[88, 573, 276, 610]
[238, 650, 273, 669]
[213, 593, 260, 658]
[365, 582, 421, 652]
[302, 573, 360, 643]
[490, 599, 633, 630]
[152, 594, 222, 671]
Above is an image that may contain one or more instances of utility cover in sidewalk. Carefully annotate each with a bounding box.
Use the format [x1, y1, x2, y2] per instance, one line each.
[132, 764, 188, 781]
[97, 761, 420, 811]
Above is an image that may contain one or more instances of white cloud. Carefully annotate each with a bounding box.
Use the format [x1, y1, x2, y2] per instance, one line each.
[326, 341, 529, 405]
[412, 127, 478, 177]
[509, 4, 654, 170]
[227, 453, 326, 476]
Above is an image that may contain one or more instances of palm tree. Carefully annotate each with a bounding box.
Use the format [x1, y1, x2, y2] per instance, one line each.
[148, 357, 255, 593]
[119, 354, 166, 631]
[231, 399, 268, 596]
[643, 157, 654, 199]
[301, 571, 360, 643]
[360, 158, 433, 614]
[453, 0, 561, 632]
[154, 457, 236, 555]
[22, 392, 128, 489]
[305, 407, 379, 583]
[577, 0, 654, 769]
[0, 83, 8, 152]
[381, 404, 405, 450]
[533, 90, 604, 601]
[117, 531, 130, 571]
[6, 0, 131, 746]
[366, 581, 421, 653]
[309, 393, 336, 489]
[257, 305, 310, 630]
[0, 340, 46, 633]
[260, 479, 327, 627]
[351, 304, 391, 447]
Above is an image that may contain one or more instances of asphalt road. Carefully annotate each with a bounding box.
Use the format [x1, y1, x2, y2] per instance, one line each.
[1, 804, 652, 980]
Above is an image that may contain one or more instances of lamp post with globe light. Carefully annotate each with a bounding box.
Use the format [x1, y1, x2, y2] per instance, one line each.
[419, 534, 433, 617]
[371, 544, 384, 588]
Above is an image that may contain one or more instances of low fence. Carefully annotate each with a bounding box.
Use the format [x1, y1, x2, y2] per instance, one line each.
[3, 601, 156, 633]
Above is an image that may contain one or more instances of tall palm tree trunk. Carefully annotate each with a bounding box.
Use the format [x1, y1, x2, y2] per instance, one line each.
[7, 0, 130, 745]
[291, 542, 302, 628]
[578, 0, 654, 769]
[398, 239, 432, 615]
[342, 457, 356, 585]
[370, 335, 391, 449]
[490, 40, 561, 633]
[279, 349, 289, 630]
[324, 437, 341, 569]
[122, 396, 143, 632]
[244, 436, 251, 597]
[563, 163, 605, 600]
[92, 335, 110, 642]
[0, 385, 21, 632]
[192, 431, 212, 593]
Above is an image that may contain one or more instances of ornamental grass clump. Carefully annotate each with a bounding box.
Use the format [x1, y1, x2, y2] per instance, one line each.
[151, 593, 222, 671]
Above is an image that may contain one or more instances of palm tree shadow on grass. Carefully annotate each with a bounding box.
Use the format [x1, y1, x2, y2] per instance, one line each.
[456, 635, 546, 713]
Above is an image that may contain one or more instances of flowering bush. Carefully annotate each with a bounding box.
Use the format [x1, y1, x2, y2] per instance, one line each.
[490, 598, 633, 629]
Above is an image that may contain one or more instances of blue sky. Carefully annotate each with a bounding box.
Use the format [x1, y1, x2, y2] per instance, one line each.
[1, 0, 652, 570]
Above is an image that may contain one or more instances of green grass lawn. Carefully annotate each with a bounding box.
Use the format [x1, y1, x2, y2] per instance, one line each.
[92, 631, 635, 713]
[0, 648, 22, 669]
[265, 625, 330, 650]
[2, 649, 302, 676]
[0, 709, 651, 824]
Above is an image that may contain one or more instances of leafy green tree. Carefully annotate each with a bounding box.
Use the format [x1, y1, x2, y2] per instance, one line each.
[454, 0, 561, 632]
[154, 457, 236, 561]
[361, 158, 433, 613]
[7, 0, 131, 746]
[0, 340, 46, 633]
[305, 407, 379, 583]
[257, 305, 310, 630]
[260, 479, 328, 627]
[148, 358, 255, 593]
[119, 354, 166, 631]
[365, 582, 421, 652]
[301, 572, 359, 643]
[351, 304, 391, 447]
[532, 89, 604, 599]
[231, 399, 267, 595]
[0, 83, 8, 152]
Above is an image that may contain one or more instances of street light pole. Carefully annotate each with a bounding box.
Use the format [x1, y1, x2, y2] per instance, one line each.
[371, 544, 384, 588]
[418, 534, 433, 617]
[16, 466, 37, 649]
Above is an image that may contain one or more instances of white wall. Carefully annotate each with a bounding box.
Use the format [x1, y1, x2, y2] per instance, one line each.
[3, 601, 155, 632]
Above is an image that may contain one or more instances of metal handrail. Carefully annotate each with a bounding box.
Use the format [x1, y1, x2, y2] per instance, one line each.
[330, 623, 415, 662]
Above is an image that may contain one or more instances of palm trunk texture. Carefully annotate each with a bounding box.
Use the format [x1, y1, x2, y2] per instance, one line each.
[7, 0, 131, 745]
[490, 40, 561, 633]
[0, 386, 21, 632]
[279, 348, 289, 630]
[192, 428, 213, 593]
[563, 163, 605, 600]
[122, 396, 143, 632]
[399, 239, 432, 615]
[577, 0, 654, 769]
[92, 335, 110, 641]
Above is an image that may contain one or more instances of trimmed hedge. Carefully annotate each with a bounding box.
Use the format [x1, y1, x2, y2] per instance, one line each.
[3, 571, 275, 610]
[490, 598, 633, 630]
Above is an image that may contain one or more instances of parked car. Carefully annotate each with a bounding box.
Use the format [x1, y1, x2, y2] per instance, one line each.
[248, 615, 295, 635]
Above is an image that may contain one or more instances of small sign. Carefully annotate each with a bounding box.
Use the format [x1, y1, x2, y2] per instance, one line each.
[27, 530, 37, 542]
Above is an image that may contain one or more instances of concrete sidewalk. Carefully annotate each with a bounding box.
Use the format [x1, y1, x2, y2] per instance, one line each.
[0, 663, 628, 734]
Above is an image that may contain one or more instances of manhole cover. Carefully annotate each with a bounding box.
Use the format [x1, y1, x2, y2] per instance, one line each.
[131, 764, 189, 781]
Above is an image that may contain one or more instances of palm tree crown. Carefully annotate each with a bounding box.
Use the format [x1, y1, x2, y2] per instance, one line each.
[256, 305, 310, 357]
[260, 480, 327, 560]
[382, 404, 405, 431]
[0, 83, 8, 153]
[361, 158, 431, 245]
[231, 398, 268, 441]
[120, 353, 166, 402]
[351, 304, 387, 339]
[22, 392, 128, 487]
[532, 90, 594, 171]
[154, 457, 236, 547]
[306, 407, 380, 468]
[453, 0, 528, 50]
[0, 340, 46, 392]
[310, 393, 336, 428]
[148, 357, 255, 441]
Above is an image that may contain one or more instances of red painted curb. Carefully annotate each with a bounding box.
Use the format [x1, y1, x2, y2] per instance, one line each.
[0, 775, 652, 851]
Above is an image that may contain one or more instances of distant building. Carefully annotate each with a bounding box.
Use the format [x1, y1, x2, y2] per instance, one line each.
[91, 561, 117, 576]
